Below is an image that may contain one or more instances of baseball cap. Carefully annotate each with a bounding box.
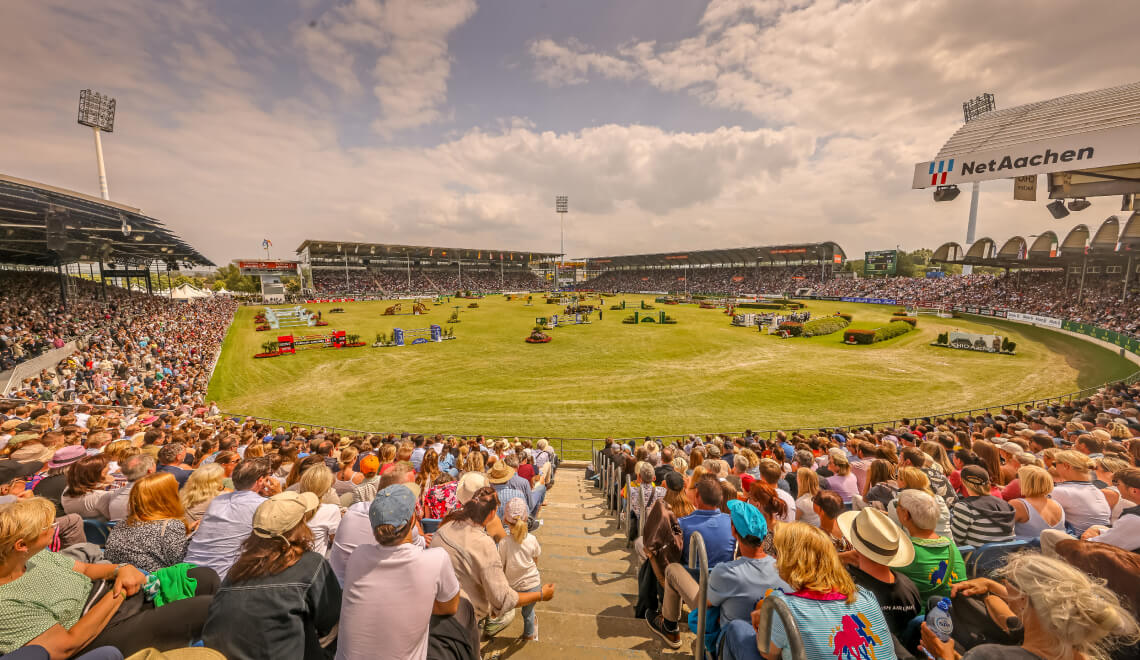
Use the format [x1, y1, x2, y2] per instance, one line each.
[960, 465, 990, 489]
[368, 484, 417, 530]
[360, 455, 380, 474]
[663, 471, 685, 492]
[252, 491, 319, 540]
[726, 498, 768, 540]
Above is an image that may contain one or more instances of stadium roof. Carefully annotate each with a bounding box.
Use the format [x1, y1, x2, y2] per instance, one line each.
[296, 239, 560, 262]
[931, 213, 1140, 266]
[585, 243, 846, 268]
[912, 81, 1140, 198]
[0, 173, 214, 267]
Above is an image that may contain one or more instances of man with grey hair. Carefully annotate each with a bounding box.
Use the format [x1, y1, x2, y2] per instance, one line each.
[893, 489, 966, 601]
[108, 453, 156, 522]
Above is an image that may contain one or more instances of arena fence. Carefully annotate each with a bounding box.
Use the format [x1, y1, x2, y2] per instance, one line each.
[6, 368, 1139, 461]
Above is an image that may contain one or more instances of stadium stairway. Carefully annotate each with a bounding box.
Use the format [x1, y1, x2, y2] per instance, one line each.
[479, 466, 692, 659]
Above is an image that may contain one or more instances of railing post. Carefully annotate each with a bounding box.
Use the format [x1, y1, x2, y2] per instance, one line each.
[754, 594, 808, 660]
[689, 531, 709, 660]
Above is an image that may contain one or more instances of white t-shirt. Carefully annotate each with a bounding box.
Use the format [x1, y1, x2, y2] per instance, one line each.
[775, 488, 797, 523]
[497, 534, 541, 591]
[306, 503, 343, 557]
[337, 543, 460, 660]
[795, 494, 821, 526]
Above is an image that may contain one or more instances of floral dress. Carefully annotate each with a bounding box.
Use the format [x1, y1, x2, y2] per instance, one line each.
[424, 481, 459, 519]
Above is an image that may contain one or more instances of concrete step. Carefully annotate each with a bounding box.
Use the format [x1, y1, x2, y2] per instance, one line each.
[480, 611, 694, 658]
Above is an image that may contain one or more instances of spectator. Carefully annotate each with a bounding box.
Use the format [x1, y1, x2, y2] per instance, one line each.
[432, 486, 554, 637]
[679, 477, 737, 573]
[180, 463, 227, 523]
[497, 497, 543, 641]
[350, 455, 381, 504]
[202, 491, 342, 660]
[894, 489, 966, 602]
[0, 497, 218, 657]
[888, 467, 953, 538]
[106, 453, 156, 522]
[103, 472, 194, 573]
[61, 455, 118, 522]
[862, 459, 899, 511]
[949, 465, 1016, 546]
[184, 457, 276, 580]
[1010, 465, 1066, 541]
[824, 449, 859, 504]
[155, 444, 192, 488]
[837, 507, 921, 639]
[298, 465, 343, 557]
[794, 468, 821, 526]
[812, 490, 852, 552]
[1081, 467, 1140, 551]
[920, 553, 1140, 660]
[758, 459, 795, 523]
[332, 447, 364, 497]
[1051, 450, 1111, 535]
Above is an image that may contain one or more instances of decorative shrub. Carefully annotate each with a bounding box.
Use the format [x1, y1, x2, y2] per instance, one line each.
[468, 302, 479, 308]
[802, 316, 849, 337]
[1002, 337, 1017, 353]
[447, 311, 460, 323]
[778, 321, 803, 337]
[936, 332, 948, 345]
[894, 316, 918, 327]
[874, 321, 914, 342]
[255, 324, 271, 332]
[844, 329, 876, 345]
[837, 313, 852, 322]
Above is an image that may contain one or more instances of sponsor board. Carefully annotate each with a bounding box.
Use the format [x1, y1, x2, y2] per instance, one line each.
[840, 297, 897, 305]
[1006, 312, 1062, 329]
[1062, 321, 1140, 355]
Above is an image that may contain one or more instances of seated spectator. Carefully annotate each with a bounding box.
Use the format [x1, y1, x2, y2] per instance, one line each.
[60, 455, 119, 522]
[180, 463, 226, 523]
[0, 497, 218, 657]
[920, 553, 1140, 660]
[627, 462, 665, 537]
[488, 457, 546, 522]
[680, 478, 736, 572]
[349, 455, 381, 504]
[1081, 466, 1140, 551]
[1010, 465, 1065, 541]
[337, 483, 477, 660]
[432, 486, 554, 637]
[298, 465, 343, 557]
[794, 468, 821, 526]
[862, 459, 898, 511]
[894, 489, 965, 602]
[106, 453, 156, 522]
[423, 471, 459, 520]
[837, 507, 921, 640]
[185, 457, 276, 580]
[30, 445, 84, 516]
[950, 465, 1016, 546]
[155, 444, 192, 488]
[888, 467, 952, 538]
[332, 447, 364, 497]
[812, 490, 852, 552]
[104, 472, 194, 573]
[757, 459, 795, 523]
[1051, 450, 1111, 535]
[747, 481, 789, 555]
[202, 491, 342, 659]
[824, 449, 859, 504]
[647, 496, 789, 650]
[637, 472, 690, 619]
[732, 522, 897, 660]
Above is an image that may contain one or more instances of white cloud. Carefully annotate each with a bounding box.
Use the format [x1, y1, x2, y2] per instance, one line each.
[528, 38, 639, 86]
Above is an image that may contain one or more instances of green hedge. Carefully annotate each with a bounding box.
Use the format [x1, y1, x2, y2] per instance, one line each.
[778, 321, 803, 337]
[837, 313, 852, 322]
[893, 316, 917, 327]
[802, 316, 850, 337]
[844, 321, 913, 345]
[844, 329, 876, 344]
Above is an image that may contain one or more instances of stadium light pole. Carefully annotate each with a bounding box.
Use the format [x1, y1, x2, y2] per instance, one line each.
[961, 93, 996, 275]
[556, 195, 568, 291]
[77, 89, 116, 200]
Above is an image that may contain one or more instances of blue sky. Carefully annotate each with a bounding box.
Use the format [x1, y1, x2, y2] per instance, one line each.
[0, 0, 1136, 265]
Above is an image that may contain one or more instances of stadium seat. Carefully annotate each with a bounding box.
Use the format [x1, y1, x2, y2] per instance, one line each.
[420, 518, 441, 534]
[964, 540, 1031, 579]
[82, 519, 114, 546]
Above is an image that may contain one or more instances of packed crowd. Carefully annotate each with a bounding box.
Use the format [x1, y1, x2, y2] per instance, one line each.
[311, 268, 545, 296]
[595, 384, 1140, 660]
[577, 266, 828, 295]
[816, 271, 1140, 337]
[0, 411, 561, 660]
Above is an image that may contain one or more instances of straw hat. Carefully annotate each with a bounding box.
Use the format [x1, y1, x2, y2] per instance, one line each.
[487, 460, 514, 485]
[837, 507, 914, 568]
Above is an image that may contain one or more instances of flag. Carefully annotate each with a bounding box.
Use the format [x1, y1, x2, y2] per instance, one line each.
[262, 239, 272, 249]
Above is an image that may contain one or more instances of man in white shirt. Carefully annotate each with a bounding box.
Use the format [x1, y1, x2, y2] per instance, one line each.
[337, 484, 470, 660]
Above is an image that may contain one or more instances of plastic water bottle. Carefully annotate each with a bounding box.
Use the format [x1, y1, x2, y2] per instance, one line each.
[926, 596, 953, 642]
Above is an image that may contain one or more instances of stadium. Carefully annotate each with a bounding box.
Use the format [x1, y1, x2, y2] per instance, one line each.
[3, 8, 1140, 660]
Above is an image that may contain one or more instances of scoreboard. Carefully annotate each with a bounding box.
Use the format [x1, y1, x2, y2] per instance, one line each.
[864, 250, 898, 276]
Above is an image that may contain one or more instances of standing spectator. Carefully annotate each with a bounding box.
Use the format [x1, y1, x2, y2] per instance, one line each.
[497, 498, 543, 641]
[202, 491, 342, 660]
[185, 457, 276, 580]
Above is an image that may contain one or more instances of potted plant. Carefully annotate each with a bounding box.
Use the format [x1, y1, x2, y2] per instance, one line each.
[254, 340, 280, 358]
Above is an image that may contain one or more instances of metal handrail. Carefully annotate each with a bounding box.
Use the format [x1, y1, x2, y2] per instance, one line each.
[754, 595, 808, 660]
[688, 531, 710, 660]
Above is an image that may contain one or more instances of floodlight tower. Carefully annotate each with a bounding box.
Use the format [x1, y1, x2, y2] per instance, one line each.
[77, 89, 117, 200]
[961, 93, 995, 275]
[555, 195, 568, 291]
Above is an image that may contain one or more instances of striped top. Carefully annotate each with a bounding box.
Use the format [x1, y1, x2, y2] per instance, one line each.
[950, 495, 1016, 546]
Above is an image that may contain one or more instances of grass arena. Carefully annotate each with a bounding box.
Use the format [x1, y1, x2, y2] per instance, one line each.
[206, 294, 1137, 442]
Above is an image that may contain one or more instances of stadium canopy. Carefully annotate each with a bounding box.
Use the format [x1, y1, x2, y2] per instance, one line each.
[913, 81, 1140, 203]
[296, 239, 559, 264]
[585, 242, 846, 269]
[0, 173, 213, 267]
[931, 215, 1140, 268]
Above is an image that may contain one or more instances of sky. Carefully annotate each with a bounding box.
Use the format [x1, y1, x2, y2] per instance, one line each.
[1, 0, 1138, 266]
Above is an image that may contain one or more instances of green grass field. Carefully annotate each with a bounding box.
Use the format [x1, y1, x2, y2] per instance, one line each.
[207, 295, 1137, 440]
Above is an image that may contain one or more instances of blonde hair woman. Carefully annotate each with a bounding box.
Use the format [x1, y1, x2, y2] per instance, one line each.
[180, 463, 226, 522]
[1011, 465, 1065, 541]
[1052, 450, 1112, 536]
[747, 523, 894, 660]
[920, 553, 1140, 660]
[464, 449, 485, 474]
[332, 447, 364, 497]
[888, 466, 952, 537]
[298, 465, 343, 557]
[794, 468, 820, 526]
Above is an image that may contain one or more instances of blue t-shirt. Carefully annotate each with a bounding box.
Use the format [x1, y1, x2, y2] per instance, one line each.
[708, 555, 790, 627]
[679, 509, 736, 572]
[768, 587, 897, 660]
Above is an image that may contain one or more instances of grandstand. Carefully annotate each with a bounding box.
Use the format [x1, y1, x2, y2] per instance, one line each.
[297, 240, 559, 296]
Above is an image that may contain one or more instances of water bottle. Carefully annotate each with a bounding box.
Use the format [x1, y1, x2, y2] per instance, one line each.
[926, 596, 953, 642]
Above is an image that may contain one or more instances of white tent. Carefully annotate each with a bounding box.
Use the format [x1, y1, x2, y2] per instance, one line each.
[171, 284, 210, 301]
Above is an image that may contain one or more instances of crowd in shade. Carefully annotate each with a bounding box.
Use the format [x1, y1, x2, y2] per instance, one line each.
[310, 268, 544, 296]
[575, 266, 827, 296]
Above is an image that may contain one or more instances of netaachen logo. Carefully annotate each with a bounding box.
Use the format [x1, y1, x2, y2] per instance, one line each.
[959, 146, 1094, 175]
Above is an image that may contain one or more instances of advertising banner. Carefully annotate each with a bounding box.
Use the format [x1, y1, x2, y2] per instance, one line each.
[840, 297, 897, 305]
[1062, 321, 1140, 355]
[1006, 312, 1062, 329]
[947, 331, 1005, 353]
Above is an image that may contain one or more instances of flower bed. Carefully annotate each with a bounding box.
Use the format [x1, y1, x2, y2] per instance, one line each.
[893, 316, 918, 327]
[845, 321, 914, 344]
[253, 351, 280, 358]
[255, 324, 271, 332]
[843, 329, 877, 345]
[778, 321, 803, 337]
[344, 342, 367, 347]
[314, 321, 329, 327]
